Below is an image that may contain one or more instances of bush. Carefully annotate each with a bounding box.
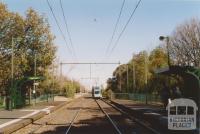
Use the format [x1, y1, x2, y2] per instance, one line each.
[65, 88, 75, 98]
[102, 89, 113, 99]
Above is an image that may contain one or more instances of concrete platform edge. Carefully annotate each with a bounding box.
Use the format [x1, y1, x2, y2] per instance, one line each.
[0, 101, 71, 134]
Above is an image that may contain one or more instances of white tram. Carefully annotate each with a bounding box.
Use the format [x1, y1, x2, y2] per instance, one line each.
[92, 86, 102, 98]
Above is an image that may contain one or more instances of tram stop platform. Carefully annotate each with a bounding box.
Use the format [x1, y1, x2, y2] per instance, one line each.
[110, 99, 199, 134]
[0, 95, 81, 134]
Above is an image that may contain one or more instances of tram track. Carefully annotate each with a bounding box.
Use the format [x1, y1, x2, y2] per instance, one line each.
[102, 98, 160, 134]
[96, 98, 160, 134]
[13, 96, 160, 134]
[67, 97, 119, 134]
[13, 97, 84, 134]
[65, 108, 81, 134]
[95, 99, 122, 134]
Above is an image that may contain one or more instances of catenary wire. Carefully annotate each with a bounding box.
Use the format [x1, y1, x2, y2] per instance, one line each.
[59, 0, 77, 59]
[46, 0, 75, 59]
[105, 0, 126, 56]
[108, 0, 142, 57]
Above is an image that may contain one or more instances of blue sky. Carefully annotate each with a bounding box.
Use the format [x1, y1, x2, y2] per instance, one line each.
[2, 0, 200, 88]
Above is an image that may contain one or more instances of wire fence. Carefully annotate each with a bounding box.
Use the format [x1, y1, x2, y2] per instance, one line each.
[0, 95, 5, 109]
[28, 93, 56, 105]
[0, 93, 56, 109]
[110, 93, 162, 105]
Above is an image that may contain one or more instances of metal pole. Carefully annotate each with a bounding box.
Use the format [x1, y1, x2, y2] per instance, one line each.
[60, 62, 62, 78]
[10, 37, 14, 110]
[33, 53, 36, 105]
[166, 37, 170, 67]
[90, 64, 91, 80]
[59, 62, 120, 91]
[52, 64, 55, 101]
[166, 37, 171, 98]
[89, 64, 92, 89]
[120, 73, 122, 91]
[126, 64, 129, 92]
[72, 79, 74, 92]
[144, 53, 148, 104]
[132, 56, 136, 91]
[11, 37, 14, 91]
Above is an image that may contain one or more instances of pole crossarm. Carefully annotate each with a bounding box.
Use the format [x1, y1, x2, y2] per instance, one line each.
[81, 77, 99, 79]
[60, 62, 120, 65]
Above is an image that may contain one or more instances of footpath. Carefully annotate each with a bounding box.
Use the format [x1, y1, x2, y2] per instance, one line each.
[0, 93, 85, 134]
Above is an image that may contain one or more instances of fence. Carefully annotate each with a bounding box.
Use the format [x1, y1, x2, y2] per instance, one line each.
[110, 93, 162, 105]
[0, 95, 5, 109]
[28, 93, 55, 105]
[0, 92, 56, 110]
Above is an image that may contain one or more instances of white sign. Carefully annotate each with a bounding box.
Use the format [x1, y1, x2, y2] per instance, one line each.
[34, 83, 39, 86]
[166, 98, 198, 130]
[33, 90, 36, 94]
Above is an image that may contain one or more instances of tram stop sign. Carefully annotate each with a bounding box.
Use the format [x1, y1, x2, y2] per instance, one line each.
[27, 76, 45, 81]
[34, 82, 39, 86]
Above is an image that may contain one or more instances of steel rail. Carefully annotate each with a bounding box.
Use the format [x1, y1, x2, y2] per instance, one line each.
[95, 99, 122, 134]
[65, 98, 86, 134]
[100, 98, 160, 134]
[65, 108, 81, 134]
[29, 101, 73, 134]
[29, 97, 82, 134]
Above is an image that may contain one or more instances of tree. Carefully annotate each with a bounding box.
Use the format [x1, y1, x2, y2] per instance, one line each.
[0, 3, 57, 107]
[169, 18, 200, 67]
[24, 8, 56, 77]
[107, 47, 169, 94]
[148, 47, 168, 93]
[0, 3, 25, 93]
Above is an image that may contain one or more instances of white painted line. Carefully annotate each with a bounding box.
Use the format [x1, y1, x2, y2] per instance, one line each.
[0, 106, 55, 129]
[20, 109, 39, 112]
[0, 111, 39, 129]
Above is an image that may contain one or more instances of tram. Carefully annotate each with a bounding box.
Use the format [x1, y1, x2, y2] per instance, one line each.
[92, 86, 102, 98]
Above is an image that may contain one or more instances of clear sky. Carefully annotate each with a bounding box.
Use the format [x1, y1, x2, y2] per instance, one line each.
[2, 0, 200, 89]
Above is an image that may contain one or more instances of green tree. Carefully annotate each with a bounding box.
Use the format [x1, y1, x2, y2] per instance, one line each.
[148, 47, 168, 93]
[107, 47, 169, 94]
[0, 3, 56, 105]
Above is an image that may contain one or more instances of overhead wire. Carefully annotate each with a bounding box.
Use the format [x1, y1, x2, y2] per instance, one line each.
[59, 0, 77, 59]
[59, 0, 78, 73]
[105, 0, 126, 56]
[46, 0, 75, 59]
[108, 0, 142, 57]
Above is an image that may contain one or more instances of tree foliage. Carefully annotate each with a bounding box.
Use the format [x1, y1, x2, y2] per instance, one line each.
[107, 17, 200, 97]
[107, 47, 168, 94]
[169, 18, 200, 67]
[0, 3, 56, 96]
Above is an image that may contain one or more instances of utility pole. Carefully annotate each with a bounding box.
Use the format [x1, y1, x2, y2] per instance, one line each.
[81, 77, 99, 87]
[60, 62, 120, 88]
[90, 64, 91, 80]
[132, 57, 136, 90]
[9, 37, 14, 110]
[60, 62, 63, 79]
[119, 73, 122, 91]
[126, 64, 129, 92]
[33, 53, 37, 105]
[52, 64, 55, 101]
[144, 52, 148, 104]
